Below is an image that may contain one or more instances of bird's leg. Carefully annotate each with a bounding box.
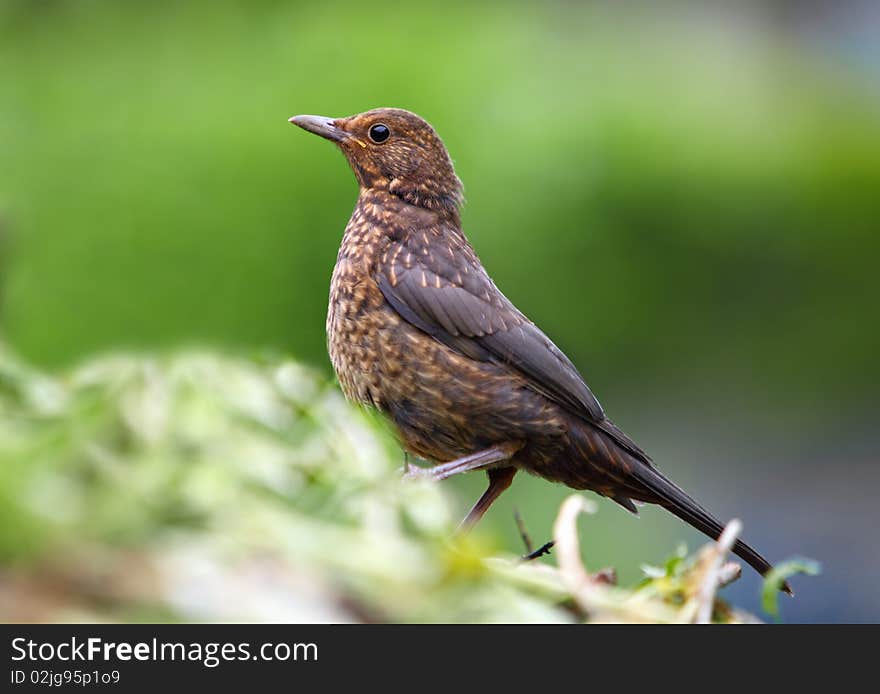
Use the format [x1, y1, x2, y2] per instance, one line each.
[457, 467, 517, 533]
[402, 442, 522, 532]
[403, 441, 521, 482]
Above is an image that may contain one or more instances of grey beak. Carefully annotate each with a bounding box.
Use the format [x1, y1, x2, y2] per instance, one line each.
[289, 115, 348, 142]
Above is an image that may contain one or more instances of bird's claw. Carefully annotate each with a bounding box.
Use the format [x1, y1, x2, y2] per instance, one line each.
[401, 465, 435, 482]
[521, 541, 555, 562]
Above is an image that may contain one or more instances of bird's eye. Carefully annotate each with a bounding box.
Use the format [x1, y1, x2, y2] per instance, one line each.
[368, 123, 390, 143]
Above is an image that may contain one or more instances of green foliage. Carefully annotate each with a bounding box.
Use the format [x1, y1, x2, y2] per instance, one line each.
[762, 559, 822, 622]
[0, 345, 775, 623]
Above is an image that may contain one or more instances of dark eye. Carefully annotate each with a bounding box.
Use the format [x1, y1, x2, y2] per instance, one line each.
[368, 123, 390, 143]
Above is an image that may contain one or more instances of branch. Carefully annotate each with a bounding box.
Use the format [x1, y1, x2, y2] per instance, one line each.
[694, 518, 742, 624]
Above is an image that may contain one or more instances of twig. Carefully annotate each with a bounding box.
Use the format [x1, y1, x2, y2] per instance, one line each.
[513, 507, 533, 554]
[553, 495, 598, 598]
[552, 494, 677, 623]
[695, 518, 742, 624]
[717, 562, 742, 588]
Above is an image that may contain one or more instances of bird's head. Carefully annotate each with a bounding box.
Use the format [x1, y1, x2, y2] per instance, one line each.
[289, 108, 463, 212]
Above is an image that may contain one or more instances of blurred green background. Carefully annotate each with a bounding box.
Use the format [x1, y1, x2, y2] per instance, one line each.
[1, 0, 878, 622]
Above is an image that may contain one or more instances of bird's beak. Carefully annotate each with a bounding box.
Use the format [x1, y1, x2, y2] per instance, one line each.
[288, 115, 349, 143]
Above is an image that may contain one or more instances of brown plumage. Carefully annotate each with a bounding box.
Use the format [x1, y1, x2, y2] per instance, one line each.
[289, 107, 790, 593]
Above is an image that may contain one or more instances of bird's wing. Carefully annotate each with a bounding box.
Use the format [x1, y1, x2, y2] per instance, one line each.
[374, 228, 608, 422]
[374, 227, 655, 464]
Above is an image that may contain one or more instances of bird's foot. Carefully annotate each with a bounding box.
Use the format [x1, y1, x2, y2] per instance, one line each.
[521, 541, 555, 562]
[400, 464, 436, 481]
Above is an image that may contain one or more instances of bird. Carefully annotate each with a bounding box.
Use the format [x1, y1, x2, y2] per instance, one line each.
[289, 107, 791, 593]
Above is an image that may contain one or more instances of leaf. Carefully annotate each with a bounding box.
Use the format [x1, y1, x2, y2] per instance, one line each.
[640, 564, 665, 579]
[761, 558, 821, 621]
[664, 543, 688, 576]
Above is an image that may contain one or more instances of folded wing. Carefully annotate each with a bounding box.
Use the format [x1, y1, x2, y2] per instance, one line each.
[374, 227, 651, 464]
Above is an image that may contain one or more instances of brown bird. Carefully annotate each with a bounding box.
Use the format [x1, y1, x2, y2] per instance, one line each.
[290, 107, 790, 593]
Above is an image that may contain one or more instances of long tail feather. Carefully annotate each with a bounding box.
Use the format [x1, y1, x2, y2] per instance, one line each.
[631, 463, 792, 595]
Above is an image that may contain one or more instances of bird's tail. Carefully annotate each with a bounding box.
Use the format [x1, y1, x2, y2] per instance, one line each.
[629, 462, 792, 595]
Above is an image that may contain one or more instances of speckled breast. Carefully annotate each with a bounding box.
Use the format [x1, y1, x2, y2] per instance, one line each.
[326, 256, 397, 408]
[326, 198, 399, 408]
[325, 195, 570, 469]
